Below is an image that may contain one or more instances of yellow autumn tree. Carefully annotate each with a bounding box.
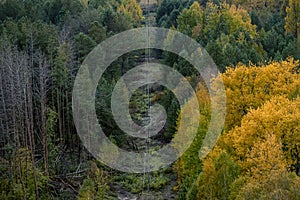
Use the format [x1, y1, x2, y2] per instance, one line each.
[173, 58, 300, 199]
[214, 58, 300, 131]
[230, 133, 300, 199]
[117, 0, 144, 27]
[223, 96, 300, 172]
[246, 133, 287, 180]
[190, 59, 300, 199]
[233, 171, 300, 200]
[196, 96, 300, 200]
[225, 4, 257, 39]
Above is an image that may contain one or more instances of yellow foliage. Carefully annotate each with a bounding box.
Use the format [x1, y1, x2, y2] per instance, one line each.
[81, 0, 88, 8]
[246, 133, 287, 181]
[215, 58, 300, 130]
[226, 4, 257, 39]
[117, 0, 144, 26]
[174, 58, 300, 199]
[234, 171, 300, 199]
[224, 96, 300, 173]
[193, 59, 300, 199]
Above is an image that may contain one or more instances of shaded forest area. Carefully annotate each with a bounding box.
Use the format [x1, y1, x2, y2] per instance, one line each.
[0, 0, 299, 199]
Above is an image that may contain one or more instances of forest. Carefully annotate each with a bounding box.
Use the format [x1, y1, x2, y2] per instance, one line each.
[0, 0, 299, 199]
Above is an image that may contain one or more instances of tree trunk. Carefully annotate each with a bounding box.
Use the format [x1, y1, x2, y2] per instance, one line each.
[38, 53, 49, 176]
[57, 87, 63, 145]
[25, 75, 39, 200]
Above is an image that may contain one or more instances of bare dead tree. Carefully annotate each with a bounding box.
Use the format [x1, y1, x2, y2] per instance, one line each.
[24, 60, 39, 200]
[35, 51, 50, 176]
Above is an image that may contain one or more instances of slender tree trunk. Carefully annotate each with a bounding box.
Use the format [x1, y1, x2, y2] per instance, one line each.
[25, 79, 39, 200]
[0, 63, 9, 149]
[38, 55, 49, 176]
[66, 90, 71, 147]
[0, 72, 8, 156]
[62, 90, 66, 146]
[57, 87, 63, 145]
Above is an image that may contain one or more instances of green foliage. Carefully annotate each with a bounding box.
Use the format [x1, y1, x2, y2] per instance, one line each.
[46, 108, 59, 174]
[88, 21, 106, 43]
[74, 32, 97, 63]
[0, 0, 46, 22]
[232, 171, 300, 200]
[0, 148, 49, 200]
[195, 152, 239, 200]
[173, 83, 211, 198]
[78, 178, 96, 200]
[0, 17, 58, 55]
[52, 43, 70, 86]
[78, 162, 110, 200]
[0, 0, 299, 199]
[174, 1, 264, 71]
[43, 0, 84, 24]
[163, 93, 180, 141]
[156, 0, 193, 28]
[112, 170, 170, 193]
[285, 0, 300, 38]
